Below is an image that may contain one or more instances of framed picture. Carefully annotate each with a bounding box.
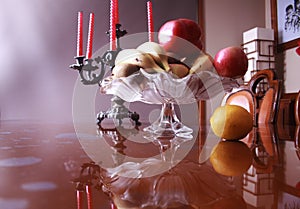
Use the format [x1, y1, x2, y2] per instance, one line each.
[271, 0, 300, 51]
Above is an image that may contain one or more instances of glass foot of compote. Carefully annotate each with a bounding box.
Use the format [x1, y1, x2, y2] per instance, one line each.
[143, 103, 193, 139]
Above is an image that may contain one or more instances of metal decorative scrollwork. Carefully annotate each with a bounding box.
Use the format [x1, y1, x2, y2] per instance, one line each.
[69, 50, 119, 85]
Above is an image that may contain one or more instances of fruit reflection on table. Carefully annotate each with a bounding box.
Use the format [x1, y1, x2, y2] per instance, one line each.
[80, 106, 255, 207]
[71, 89, 258, 209]
[72, 122, 250, 209]
[68, 121, 300, 209]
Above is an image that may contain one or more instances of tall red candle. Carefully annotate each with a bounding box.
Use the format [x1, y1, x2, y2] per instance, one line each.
[86, 13, 95, 59]
[110, 0, 117, 50]
[77, 11, 83, 57]
[115, 0, 119, 24]
[147, 1, 154, 42]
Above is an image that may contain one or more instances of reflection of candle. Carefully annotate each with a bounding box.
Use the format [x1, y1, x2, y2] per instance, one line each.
[77, 11, 83, 57]
[111, 201, 117, 209]
[86, 185, 93, 209]
[86, 13, 95, 59]
[147, 1, 154, 42]
[110, 0, 117, 50]
[76, 190, 83, 209]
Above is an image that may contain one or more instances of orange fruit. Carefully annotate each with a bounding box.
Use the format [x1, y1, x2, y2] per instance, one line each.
[210, 141, 252, 176]
[210, 104, 253, 140]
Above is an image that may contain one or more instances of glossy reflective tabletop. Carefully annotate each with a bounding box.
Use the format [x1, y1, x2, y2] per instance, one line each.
[0, 120, 299, 209]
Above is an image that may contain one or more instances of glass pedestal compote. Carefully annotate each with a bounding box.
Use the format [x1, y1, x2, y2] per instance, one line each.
[101, 64, 239, 139]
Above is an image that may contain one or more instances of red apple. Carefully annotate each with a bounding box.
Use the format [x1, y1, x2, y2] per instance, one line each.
[158, 18, 203, 56]
[297, 181, 300, 189]
[214, 46, 248, 78]
[296, 40, 300, 56]
[296, 46, 300, 56]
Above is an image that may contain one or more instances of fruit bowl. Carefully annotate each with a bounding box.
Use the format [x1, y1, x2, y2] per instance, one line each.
[100, 64, 239, 138]
[101, 69, 237, 104]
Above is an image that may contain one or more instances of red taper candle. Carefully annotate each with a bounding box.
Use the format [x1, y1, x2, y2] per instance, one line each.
[110, 0, 117, 50]
[147, 1, 154, 42]
[115, 0, 119, 24]
[77, 11, 83, 57]
[86, 13, 95, 59]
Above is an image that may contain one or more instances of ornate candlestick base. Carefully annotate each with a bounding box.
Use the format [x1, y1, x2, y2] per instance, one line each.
[97, 96, 141, 126]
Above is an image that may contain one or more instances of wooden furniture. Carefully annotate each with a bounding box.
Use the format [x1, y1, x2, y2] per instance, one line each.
[296, 92, 300, 125]
[248, 69, 281, 124]
[224, 69, 281, 126]
[277, 91, 300, 126]
[276, 91, 300, 141]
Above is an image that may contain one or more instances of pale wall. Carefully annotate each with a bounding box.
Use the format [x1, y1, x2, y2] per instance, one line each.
[203, 0, 265, 55]
[284, 49, 300, 92]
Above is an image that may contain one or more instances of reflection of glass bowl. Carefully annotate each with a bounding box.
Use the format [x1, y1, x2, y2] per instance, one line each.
[101, 69, 238, 138]
[101, 159, 241, 209]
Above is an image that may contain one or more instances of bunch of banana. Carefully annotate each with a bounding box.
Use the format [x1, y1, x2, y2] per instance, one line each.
[112, 41, 215, 79]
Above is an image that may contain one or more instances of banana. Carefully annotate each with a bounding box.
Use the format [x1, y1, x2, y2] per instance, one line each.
[115, 49, 164, 73]
[136, 42, 170, 72]
[189, 52, 214, 74]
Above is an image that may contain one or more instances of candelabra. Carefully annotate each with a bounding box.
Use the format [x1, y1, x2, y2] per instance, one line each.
[70, 24, 141, 126]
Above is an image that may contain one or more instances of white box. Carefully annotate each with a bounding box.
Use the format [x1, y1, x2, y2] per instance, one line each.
[243, 27, 274, 43]
[246, 59, 275, 74]
[243, 40, 274, 56]
[247, 52, 275, 62]
[247, 59, 275, 71]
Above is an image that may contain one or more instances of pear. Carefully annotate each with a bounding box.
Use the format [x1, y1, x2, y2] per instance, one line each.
[189, 52, 214, 74]
[112, 63, 140, 78]
[169, 63, 190, 78]
[136, 42, 170, 72]
[115, 49, 164, 74]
